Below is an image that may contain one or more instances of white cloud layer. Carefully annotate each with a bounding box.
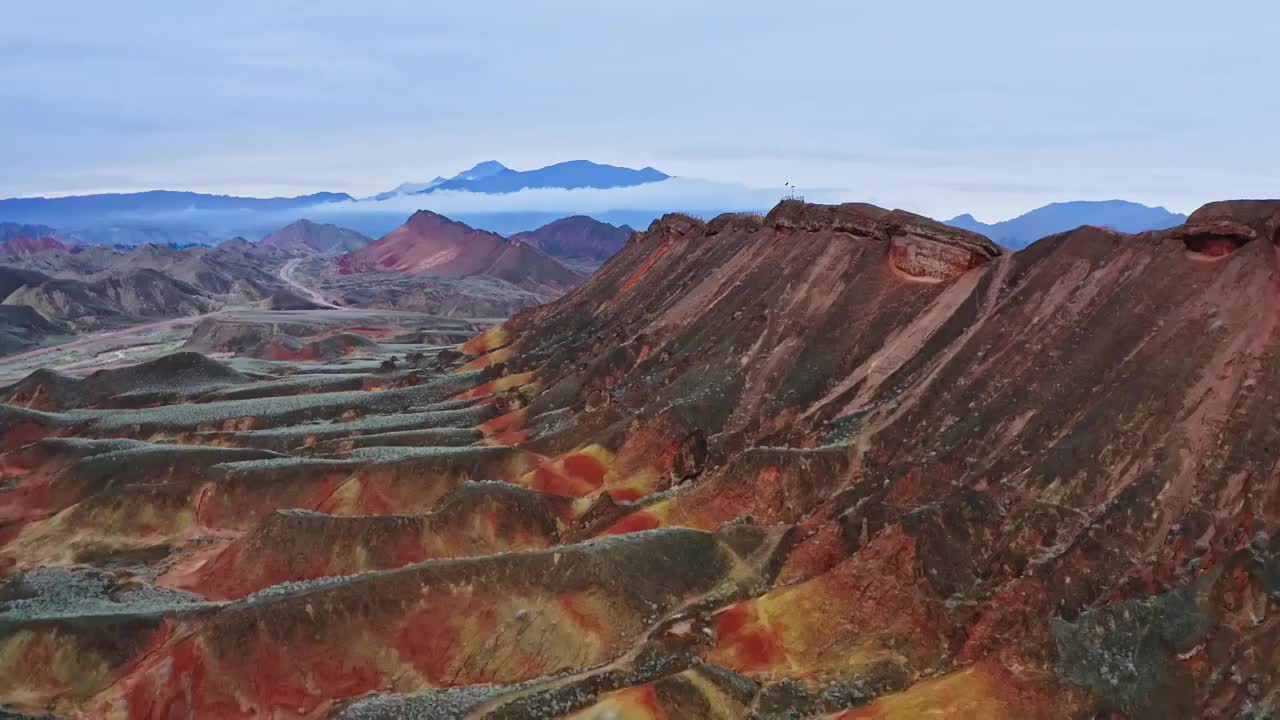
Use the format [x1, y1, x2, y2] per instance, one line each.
[321, 178, 834, 217]
[66, 178, 832, 239]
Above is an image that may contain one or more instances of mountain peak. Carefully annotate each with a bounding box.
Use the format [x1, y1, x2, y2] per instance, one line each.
[259, 218, 373, 255]
[340, 209, 582, 291]
[371, 159, 668, 200]
[459, 160, 510, 178]
[407, 209, 459, 226]
[420, 160, 668, 196]
[370, 163, 510, 201]
[218, 236, 253, 250]
[507, 215, 634, 270]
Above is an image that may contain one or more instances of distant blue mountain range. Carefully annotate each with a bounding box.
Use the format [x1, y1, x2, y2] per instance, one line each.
[945, 200, 1186, 249]
[0, 190, 353, 225]
[0, 222, 58, 243]
[0, 161, 673, 245]
[0, 191, 356, 246]
[422, 160, 668, 194]
[369, 160, 510, 200]
[0, 169, 1188, 251]
[372, 160, 669, 199]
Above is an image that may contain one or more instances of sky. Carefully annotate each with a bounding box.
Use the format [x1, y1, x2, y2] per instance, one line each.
[2, 0, 1278, 221]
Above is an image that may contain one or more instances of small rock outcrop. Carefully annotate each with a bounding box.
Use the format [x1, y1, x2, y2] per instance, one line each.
[881, 209, 1002, 280]
[1171, 219, 1258, 257]
[766, 199, 888, 236]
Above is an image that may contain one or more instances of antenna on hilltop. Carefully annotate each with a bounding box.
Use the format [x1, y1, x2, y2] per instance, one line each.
[783, 182, 804, 202]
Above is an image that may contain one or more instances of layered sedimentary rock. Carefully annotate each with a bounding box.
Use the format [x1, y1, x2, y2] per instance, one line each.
[2, 199, 1279, 719]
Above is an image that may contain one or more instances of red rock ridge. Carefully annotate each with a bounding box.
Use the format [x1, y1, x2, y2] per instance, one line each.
[337, 210, 584, 290]
[0, 235, 67, 256]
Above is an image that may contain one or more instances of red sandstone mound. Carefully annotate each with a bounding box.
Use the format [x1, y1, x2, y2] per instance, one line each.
[507, 215, 634, 270]
[4, 198, 1280, 720]
[338, 210, 585, 290]
[1172, 199, 1280, 258]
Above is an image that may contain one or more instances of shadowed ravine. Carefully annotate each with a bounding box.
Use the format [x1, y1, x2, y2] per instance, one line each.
[1, 199, 1279, 719]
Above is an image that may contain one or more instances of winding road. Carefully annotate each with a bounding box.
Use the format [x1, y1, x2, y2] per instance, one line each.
[0, 259, 341, 380]
[0, 260, 429, 381]
[279, 258, 346, 310]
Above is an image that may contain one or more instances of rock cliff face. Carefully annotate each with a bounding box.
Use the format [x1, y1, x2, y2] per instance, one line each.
[1, 199, 1279, 719]
[881, 209, 1001, 280]
[763, 201, 1001, 281]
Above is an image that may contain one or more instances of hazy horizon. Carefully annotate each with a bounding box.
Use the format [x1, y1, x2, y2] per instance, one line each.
[1, 158, 1197, 225]
[4, 0, 1278, 220]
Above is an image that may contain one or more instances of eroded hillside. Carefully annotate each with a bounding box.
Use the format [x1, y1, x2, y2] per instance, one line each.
[1, 199, 1278, 719]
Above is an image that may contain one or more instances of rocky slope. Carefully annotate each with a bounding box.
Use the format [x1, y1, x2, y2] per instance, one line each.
[316, 272, 561, 319]
[0, 213, 583, 343]
[507, 215, 634, 271]
[0, 198, 1278, 719]
[0, 236, 68, 256]
[0, 245, 117, 277]
[0, 305, 70, 356]
[0, 267, 54, 301]
[338, 210, 584, 292]
[115, 240, 292, 302]
[1, 268, 218, 328]
[259, 219, 374, 255]
[0, 242, 284, 349]
[0, 239, 293, 306]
